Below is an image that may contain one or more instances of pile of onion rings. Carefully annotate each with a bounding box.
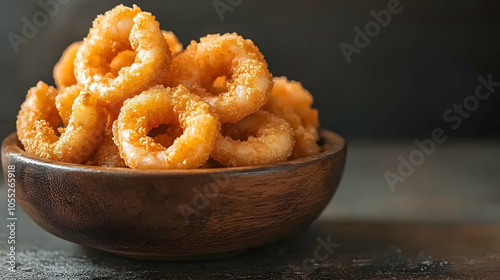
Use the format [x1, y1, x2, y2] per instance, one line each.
[16, 4, 321, 169]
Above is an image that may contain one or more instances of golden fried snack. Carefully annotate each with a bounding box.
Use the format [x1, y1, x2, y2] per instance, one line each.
[153, 125, 184, 148]
[83, 108, 125, 168]
[17, 4, 324, 169]
[211, 110, 294, 167]
[16, 81, 107, 163]
[209, 75, 228, 95]
[113, 85, 219, 169]
[54, 83, 126, 167]
[109, 50, 136, 77]
[87, 130, 127, 168]
[74, 5, 171, 112]
[53, 41, 81, 91]
[89, 97, 186, 169]
[162, 31, 183, 56]
[168, 33, 273, 123]
[55, 84, 80, 126]
[109, 31, 182, 77]
[263, 95, 320, 158]
[272, 77, 319, 138]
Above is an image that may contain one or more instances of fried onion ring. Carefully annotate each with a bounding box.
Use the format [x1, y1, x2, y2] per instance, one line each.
[113, 85, 219, 169]
[263, 95, 320, 158]
[108, 31, 181, 77]
[53, 41, 81, 91]
[153, 125, 184, 148]
[211, 110, 294, 167]
[109, 50, 136, 77]
[55, 84, 81, 126]
[87, 130, 127, 168]
[168, 33, 273, 123]
[272, 77, 319, 137]
[75, 5, 171, 112]
[86, 109, 127, 167]
[56, 86, 127, 167]
[162, 31, 183, 56]
[16, 81, 107, 163]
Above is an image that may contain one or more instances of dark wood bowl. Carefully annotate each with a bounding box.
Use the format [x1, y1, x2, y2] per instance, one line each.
[1, 130, 346, 260]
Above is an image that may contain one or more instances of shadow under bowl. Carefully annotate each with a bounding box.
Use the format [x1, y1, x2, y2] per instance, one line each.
[1, 129, 346, 260]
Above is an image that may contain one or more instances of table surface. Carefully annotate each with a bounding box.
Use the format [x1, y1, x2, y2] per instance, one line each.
[1, 140, 499, 279]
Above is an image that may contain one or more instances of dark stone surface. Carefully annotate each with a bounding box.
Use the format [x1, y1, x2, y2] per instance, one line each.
[1, 219, 499, 279]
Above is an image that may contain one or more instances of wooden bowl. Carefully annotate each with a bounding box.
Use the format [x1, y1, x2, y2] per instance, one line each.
[1, 130, 346, 260]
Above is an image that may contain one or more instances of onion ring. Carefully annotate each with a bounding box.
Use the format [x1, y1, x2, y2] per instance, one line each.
[53, 41, 81, 91]
[162, 31, 183, 56]
[211, 110, 294, 167]
[85, 109, 126, 167]
[108, 31, 182, 77]
[87, 130, 127, 168]
[109, 50, 136, 77]
[168, 33, 273, 123]
[113, 85, 219, 169]
[90, 105, 183, 168]
[272, 77, 319, 137]
[75, 5, 171, 112]
[153, 125, 184, 148]
[16, 81, 107, 163]
[55, 84, 81, 126]
[263, 95, 320, 158]
[56, 86, 126, 167]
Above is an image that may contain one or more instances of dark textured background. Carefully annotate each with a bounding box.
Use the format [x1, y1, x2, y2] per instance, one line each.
[1, 0, 499, 141]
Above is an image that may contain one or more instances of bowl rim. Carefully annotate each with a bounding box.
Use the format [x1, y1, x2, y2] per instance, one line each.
[2, 129, 345, 175]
